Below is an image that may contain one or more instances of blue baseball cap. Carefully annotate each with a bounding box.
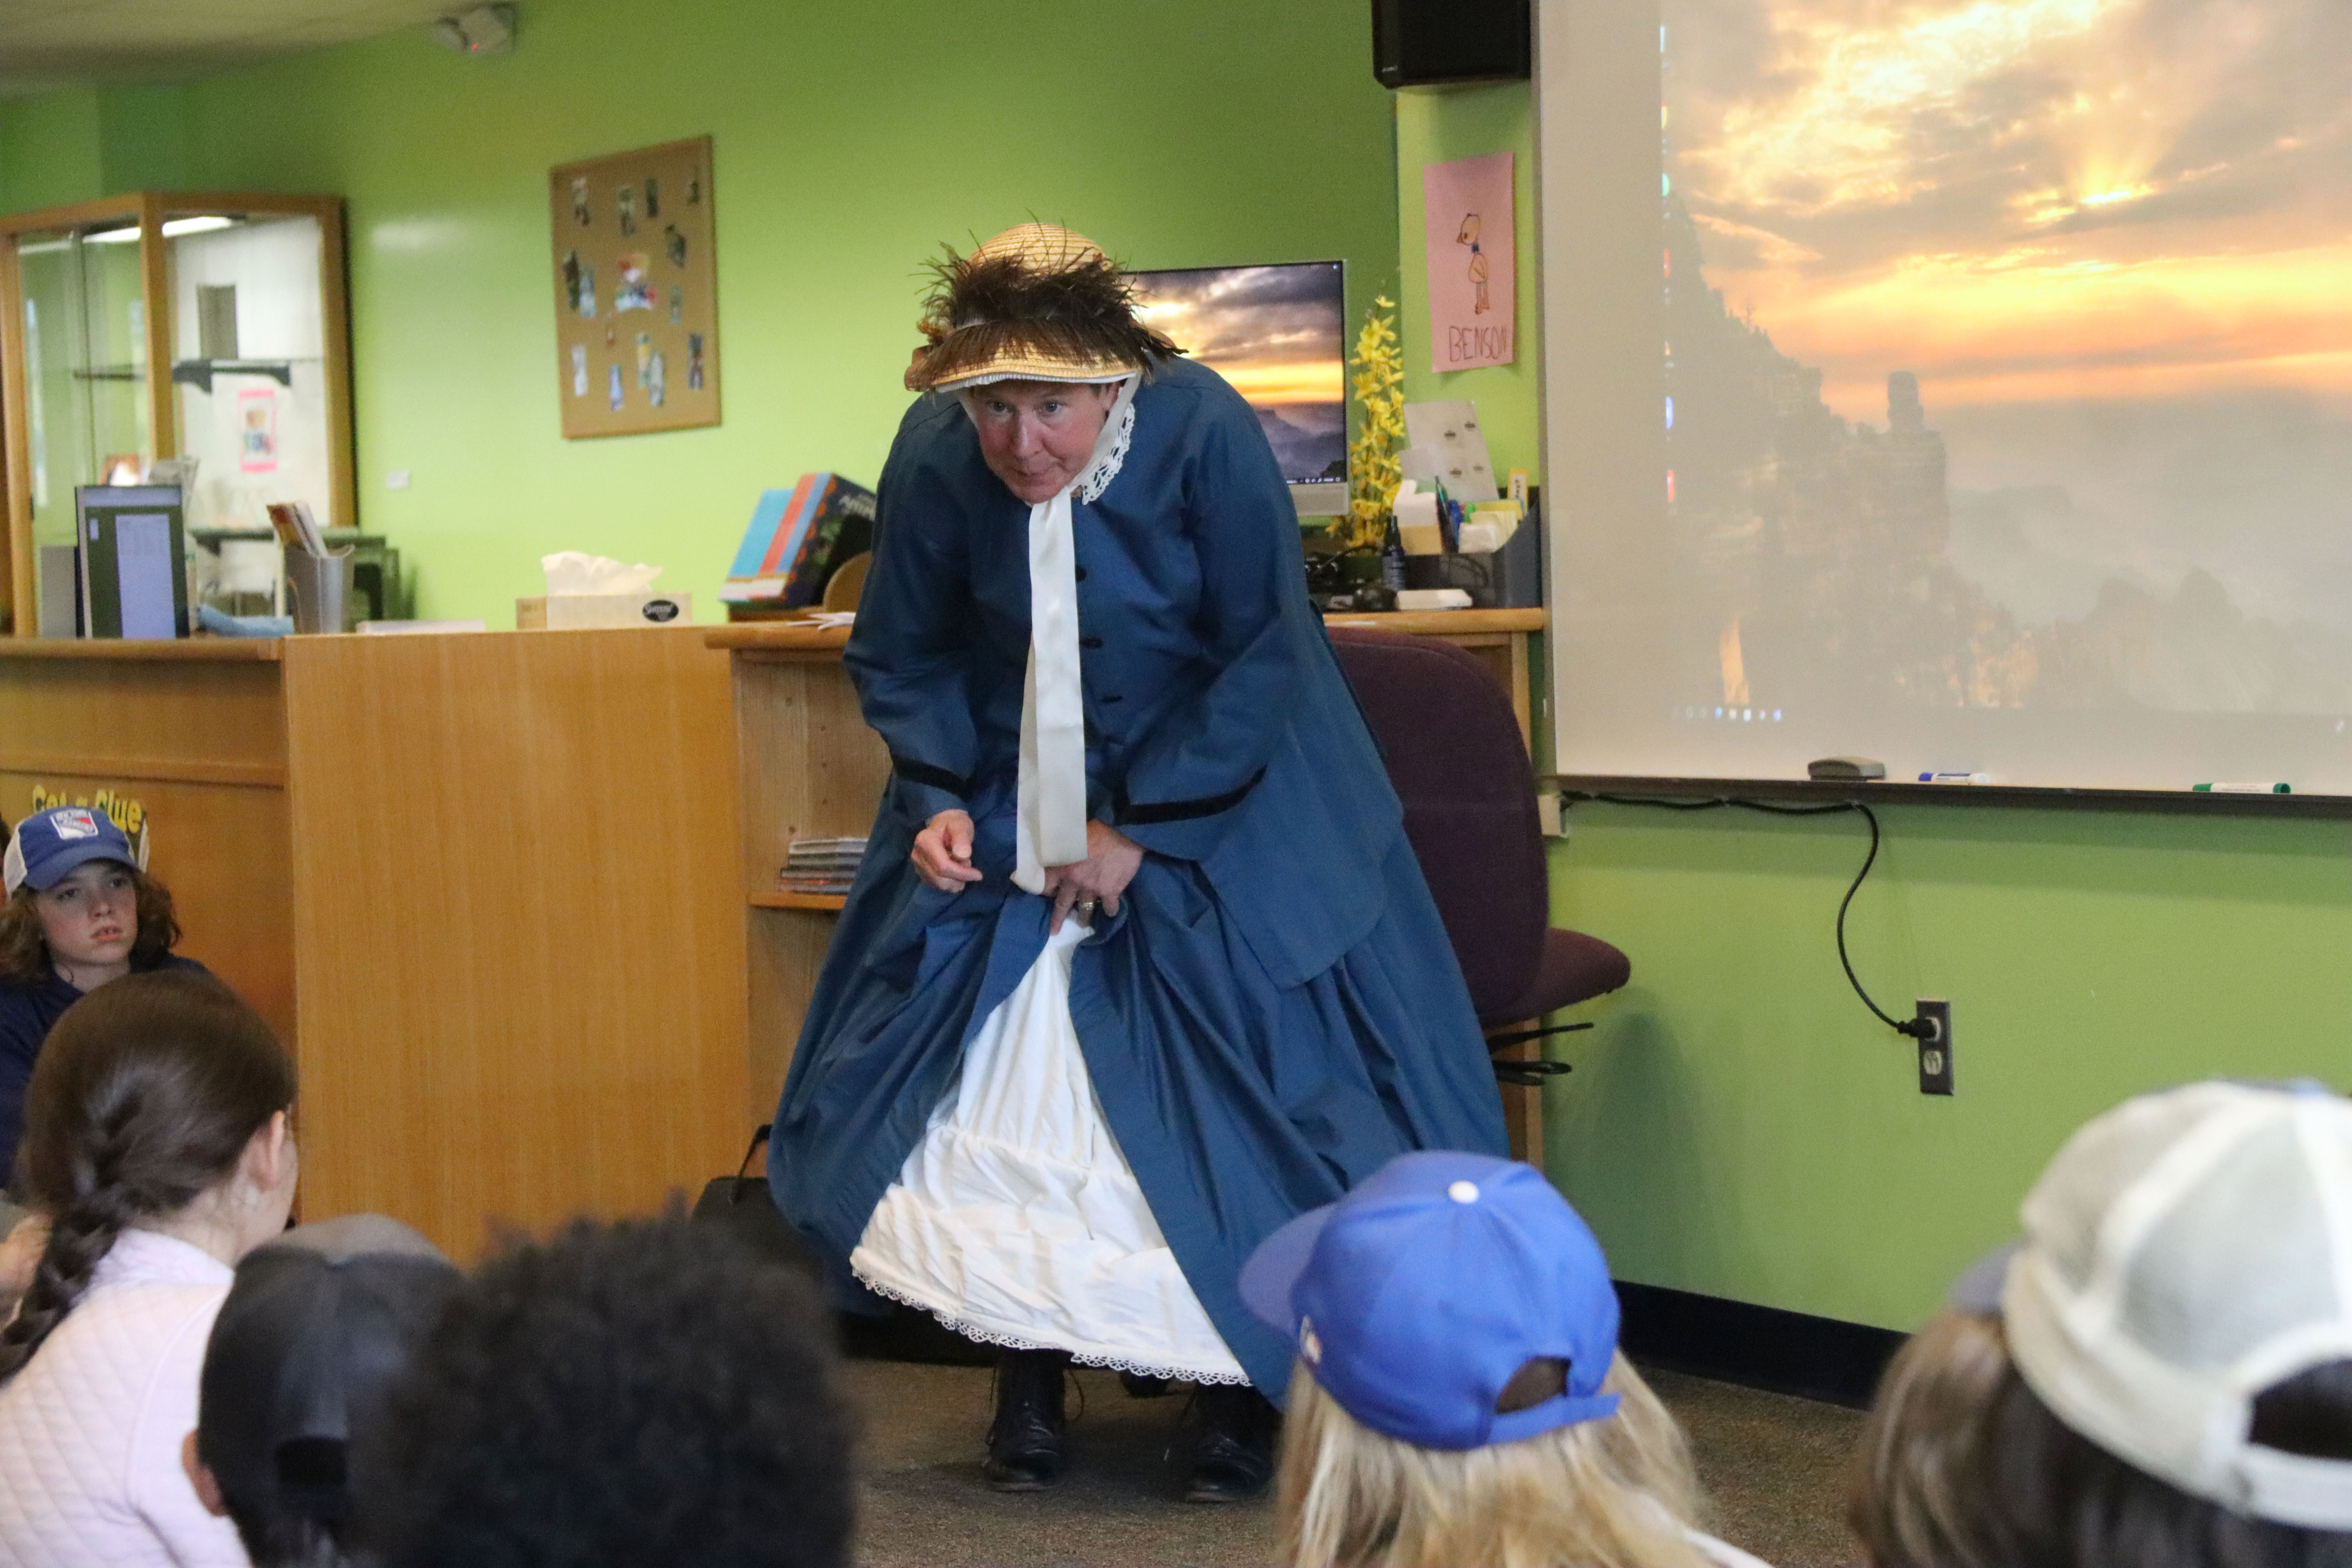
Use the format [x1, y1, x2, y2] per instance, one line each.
[1239, 1151, 1622, 1451]
[4, 805, 138, 896]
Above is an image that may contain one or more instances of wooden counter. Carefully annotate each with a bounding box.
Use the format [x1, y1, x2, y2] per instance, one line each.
[710, 608, 1550, 1156]
[0, 630, 745, 1260]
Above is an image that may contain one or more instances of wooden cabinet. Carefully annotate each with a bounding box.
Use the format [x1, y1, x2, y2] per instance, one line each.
[0, 627, 744, 1260]
[709, 609, 1549, 1155]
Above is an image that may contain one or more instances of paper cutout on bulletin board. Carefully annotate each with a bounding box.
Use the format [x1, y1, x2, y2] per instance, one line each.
[1423, 151, 1515, 372]
[548, 135, 720, 438]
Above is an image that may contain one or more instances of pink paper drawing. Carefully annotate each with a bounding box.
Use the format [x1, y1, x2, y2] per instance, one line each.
[238, 388, 278, 474]
[1423, 151, 1515, 371]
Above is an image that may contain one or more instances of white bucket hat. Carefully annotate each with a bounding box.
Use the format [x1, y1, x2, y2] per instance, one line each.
[1984, 1080, 2352, 1528]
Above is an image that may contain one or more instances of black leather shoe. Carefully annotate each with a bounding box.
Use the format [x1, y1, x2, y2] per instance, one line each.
[1181, 1383, 1279, 1503]
[983, 1348, 1069, 1491]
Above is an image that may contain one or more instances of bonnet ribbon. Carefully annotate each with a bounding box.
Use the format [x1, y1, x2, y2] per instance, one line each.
[1014, 373, 1139, 896]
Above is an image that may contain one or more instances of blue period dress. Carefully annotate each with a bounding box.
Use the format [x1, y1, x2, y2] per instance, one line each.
[767, 357, 1506, 1396]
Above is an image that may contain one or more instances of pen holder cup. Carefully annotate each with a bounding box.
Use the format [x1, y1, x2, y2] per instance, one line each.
[283, 549, 356, 635]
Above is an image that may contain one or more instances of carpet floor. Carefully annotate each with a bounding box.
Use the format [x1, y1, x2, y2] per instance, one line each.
[845, 1360, 1867, 1566]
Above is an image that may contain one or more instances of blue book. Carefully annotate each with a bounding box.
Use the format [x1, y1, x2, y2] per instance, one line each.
[726, 486, 801, 582]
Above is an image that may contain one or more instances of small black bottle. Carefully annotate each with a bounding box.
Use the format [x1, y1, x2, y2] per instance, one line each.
[1381, 514, 1407, 593]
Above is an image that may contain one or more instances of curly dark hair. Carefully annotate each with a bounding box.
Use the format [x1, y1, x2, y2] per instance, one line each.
[0, 970, 293, 1379]
[0, 868, 182, 986]
[362, 1214, 857, 1568]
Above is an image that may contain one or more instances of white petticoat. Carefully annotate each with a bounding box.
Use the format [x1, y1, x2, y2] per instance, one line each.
[850, 917, 1249, 1383]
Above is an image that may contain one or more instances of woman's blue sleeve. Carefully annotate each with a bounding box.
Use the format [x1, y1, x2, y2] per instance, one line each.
[843, 440, 980, 829]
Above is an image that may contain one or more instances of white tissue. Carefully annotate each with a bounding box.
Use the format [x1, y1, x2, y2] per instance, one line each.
[1391, 480, 1442, 533]
[541, 552, 663, 596]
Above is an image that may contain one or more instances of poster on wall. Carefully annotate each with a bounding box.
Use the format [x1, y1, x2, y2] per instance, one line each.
[1422, 151, 1515, 373]
[548, 136, 720, 438]
[238, 389, 278, 473]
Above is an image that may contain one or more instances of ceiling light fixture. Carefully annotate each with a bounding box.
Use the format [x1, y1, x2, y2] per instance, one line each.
[81, 216, 243, 245]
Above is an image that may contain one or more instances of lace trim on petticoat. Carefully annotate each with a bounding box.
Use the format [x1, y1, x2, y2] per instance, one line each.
[1076, 395, 1136, 504]
[852, 1263, 1254, 1385]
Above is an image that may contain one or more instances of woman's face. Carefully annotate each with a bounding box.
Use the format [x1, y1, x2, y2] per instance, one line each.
[34, 860, 138, 971]
[961, 380, 1118, 504]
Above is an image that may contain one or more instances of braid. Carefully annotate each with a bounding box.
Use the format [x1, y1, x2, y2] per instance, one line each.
[0, 971, 293, 1381]
[0, 1191, 135, 1377]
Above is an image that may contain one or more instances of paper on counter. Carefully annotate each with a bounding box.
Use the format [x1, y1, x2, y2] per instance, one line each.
[542, 552, 663, 595]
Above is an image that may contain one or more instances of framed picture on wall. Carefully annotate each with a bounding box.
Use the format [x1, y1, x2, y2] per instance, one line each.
[548, 136, 719, 438]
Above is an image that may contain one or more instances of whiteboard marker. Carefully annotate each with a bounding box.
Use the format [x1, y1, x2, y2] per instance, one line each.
[1917, 771, 1989, 784]
[2193, 782, 2291, 794]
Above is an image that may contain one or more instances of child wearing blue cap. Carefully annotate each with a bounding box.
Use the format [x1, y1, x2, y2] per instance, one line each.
[1241, 1151, 1773, 1568]
[0, 806, 208, 1185]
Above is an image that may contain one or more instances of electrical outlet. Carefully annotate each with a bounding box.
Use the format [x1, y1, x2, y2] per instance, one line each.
[1915, 999, 1953, 1095]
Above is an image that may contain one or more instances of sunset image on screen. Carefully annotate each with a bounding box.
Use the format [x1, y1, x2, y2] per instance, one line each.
[1128, 263, 1347, 486]
[1662, 0, 2352, 713]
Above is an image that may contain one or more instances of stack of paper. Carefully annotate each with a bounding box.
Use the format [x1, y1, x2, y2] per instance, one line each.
[779, 837, 867, 896]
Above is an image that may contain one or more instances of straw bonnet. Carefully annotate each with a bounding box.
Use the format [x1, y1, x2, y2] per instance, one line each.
[905, 223, 1178, 393]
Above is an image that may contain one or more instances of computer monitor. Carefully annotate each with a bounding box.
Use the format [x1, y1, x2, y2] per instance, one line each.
[1127, 260, 1349, 517]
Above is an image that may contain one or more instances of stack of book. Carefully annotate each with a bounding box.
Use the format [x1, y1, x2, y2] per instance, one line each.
[779, 837, 867, 897]
[722, 473, 877, 615]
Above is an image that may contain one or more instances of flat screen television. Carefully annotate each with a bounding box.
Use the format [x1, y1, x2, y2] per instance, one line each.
[1127, 260, 1349, 517]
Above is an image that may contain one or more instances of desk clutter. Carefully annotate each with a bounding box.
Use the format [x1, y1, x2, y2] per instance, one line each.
[780, 836, 867, 897]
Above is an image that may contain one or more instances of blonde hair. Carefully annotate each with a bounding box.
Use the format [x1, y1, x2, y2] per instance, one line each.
[1275, 1350, 1714, 1568]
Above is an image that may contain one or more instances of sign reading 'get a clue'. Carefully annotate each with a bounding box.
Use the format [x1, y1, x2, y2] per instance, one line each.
[25, 784, 151, 867]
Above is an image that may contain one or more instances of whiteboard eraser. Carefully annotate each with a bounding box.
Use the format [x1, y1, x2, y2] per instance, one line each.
[1808, 756, 1886, 781]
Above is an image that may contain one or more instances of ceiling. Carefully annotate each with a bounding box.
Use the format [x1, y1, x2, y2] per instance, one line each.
[0, 0, 475, 98]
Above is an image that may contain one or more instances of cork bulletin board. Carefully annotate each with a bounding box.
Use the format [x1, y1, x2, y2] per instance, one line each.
[548, 136, 720, 438]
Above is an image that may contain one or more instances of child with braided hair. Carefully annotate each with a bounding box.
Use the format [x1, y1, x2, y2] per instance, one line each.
[0, 969, 298, 1568]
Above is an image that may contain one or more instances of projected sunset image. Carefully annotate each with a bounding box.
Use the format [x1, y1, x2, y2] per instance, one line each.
[1664, 0, 2352, 712]
[1129, 263, 1347, 486]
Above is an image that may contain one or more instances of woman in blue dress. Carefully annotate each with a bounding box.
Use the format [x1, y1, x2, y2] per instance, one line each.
[767, 224, 1506, 1501]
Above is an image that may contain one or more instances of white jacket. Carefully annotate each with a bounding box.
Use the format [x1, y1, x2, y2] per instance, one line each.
[0, 1229, 248, 1567]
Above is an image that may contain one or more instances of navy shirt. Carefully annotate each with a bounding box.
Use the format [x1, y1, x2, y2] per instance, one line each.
[0, 953, 207, 1184]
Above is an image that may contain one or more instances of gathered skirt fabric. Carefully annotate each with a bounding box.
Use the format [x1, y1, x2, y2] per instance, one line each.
[851, 918, 1249, 1383]
[769, 790, 1509, 1397]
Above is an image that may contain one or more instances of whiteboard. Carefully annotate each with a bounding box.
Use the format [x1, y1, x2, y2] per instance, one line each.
[1535, 0, 2352, 795]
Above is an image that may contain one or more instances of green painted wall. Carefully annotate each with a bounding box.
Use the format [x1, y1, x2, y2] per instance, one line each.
[0, 90, 104, 212]
[1395, 84, 1539, 480]
[1546, 802, 2352, 1332]
[0, 0, 1398, 623]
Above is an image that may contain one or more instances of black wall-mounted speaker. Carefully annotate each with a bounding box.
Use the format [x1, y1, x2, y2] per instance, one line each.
[1371, 0, 1531, 89]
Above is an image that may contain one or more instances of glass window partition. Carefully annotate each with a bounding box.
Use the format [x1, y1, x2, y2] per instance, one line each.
[14, 218, 152, 552]
[165, 212, 331, 536]
[3, 193, 350, 636]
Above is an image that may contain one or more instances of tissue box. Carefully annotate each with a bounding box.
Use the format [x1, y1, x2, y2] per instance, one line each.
[516, 592, 693, 630]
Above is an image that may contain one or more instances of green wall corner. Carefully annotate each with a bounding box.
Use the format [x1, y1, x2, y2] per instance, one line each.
[1395, 83, 1539, 481]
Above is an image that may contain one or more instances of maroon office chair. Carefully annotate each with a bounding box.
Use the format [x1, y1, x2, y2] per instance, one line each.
[1326, 627, 1629, 1084]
